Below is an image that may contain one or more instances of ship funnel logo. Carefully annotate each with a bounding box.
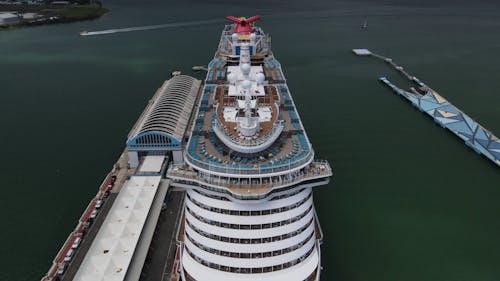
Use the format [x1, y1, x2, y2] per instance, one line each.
[226, 15, 260, 34]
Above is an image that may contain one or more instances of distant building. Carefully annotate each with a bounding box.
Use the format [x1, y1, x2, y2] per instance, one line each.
[22, 12, 43, 20]
[0, 12, 20, 25]
[50, 1, 70, 5]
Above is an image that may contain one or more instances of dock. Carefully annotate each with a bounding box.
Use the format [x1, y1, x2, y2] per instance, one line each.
[352, 49, 372, 56]
[41, 152, 133, 281]
[354, 49, 500, 167]
[41, 74, 203, 281]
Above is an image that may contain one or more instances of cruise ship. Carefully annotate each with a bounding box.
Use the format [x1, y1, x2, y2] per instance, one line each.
[167, 16, 332, 281]
[41, 15, 332, 281]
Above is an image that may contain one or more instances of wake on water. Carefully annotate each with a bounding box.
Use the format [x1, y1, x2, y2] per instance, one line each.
[79, 10, 370, 36]
[81, 6, 435, 37]
[80, 18, 224, 36]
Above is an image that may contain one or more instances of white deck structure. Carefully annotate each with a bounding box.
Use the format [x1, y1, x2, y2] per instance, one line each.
[73, 175, 162, 281]
[227, 65, 266, 97]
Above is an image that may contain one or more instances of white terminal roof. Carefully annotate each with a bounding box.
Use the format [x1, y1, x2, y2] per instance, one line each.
[73, 175, 162, 281]
[127, 75, 201, 142]
[138, 155, 165, 173]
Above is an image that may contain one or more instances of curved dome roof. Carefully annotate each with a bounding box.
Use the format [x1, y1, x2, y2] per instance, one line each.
[128, 75, 201, 145]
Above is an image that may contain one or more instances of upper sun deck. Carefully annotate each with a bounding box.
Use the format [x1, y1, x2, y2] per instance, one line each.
[183, 53, 317, 178]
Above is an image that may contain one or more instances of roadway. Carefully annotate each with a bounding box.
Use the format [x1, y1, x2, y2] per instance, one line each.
[59, 193, 117, 281]
[139, 188, 185, 281]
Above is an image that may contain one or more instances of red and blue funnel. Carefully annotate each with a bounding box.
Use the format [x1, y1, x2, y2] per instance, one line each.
[226, 15, 260, 34]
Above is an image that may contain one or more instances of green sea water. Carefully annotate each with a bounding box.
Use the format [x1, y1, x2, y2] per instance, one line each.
[1, 0, 499, 280]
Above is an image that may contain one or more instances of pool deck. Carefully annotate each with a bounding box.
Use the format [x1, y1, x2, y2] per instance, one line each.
[183, 55, 319, 179]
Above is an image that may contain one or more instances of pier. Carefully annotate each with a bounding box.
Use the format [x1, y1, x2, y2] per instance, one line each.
[41, 74, 203, 281]
[353, 49, 416, 81]
[41, 152, 134, 281]
[354, 49, 500, 167]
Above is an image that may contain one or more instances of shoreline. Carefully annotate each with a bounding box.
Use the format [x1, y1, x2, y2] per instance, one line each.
[0, 3, 108, 29]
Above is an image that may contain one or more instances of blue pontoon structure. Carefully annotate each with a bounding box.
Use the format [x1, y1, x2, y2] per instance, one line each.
[380, 77, 500, 167]
[354, 49, 499, 167]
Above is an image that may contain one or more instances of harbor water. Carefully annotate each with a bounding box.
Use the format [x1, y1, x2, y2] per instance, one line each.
[0, 0, 499, 280]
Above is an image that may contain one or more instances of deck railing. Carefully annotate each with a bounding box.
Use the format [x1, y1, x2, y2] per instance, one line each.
[212, 120, 284, 154]
[168, 160, 332, 194]
[185, 146, 315, 176]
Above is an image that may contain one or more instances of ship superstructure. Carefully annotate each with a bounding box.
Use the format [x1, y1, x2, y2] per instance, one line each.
[167, 16, 332, 281]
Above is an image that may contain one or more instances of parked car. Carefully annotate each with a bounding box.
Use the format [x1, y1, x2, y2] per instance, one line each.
[95, 200, 103, 209]
[57, 262, 67, 275]
[63, 249, 74, 262]
[90, 209, 97, 219]
[71, 237, 81, 249]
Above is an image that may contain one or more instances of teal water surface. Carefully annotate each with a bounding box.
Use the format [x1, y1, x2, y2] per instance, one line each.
[1, 0, 499, 280]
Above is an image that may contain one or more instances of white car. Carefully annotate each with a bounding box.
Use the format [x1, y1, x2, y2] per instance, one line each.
[57, 262, 66, 275]
[95, 200, 103, 209]
[63, 249, 74, 262]
[71, 237, 81, 249]
[90, 210, 98, 219]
